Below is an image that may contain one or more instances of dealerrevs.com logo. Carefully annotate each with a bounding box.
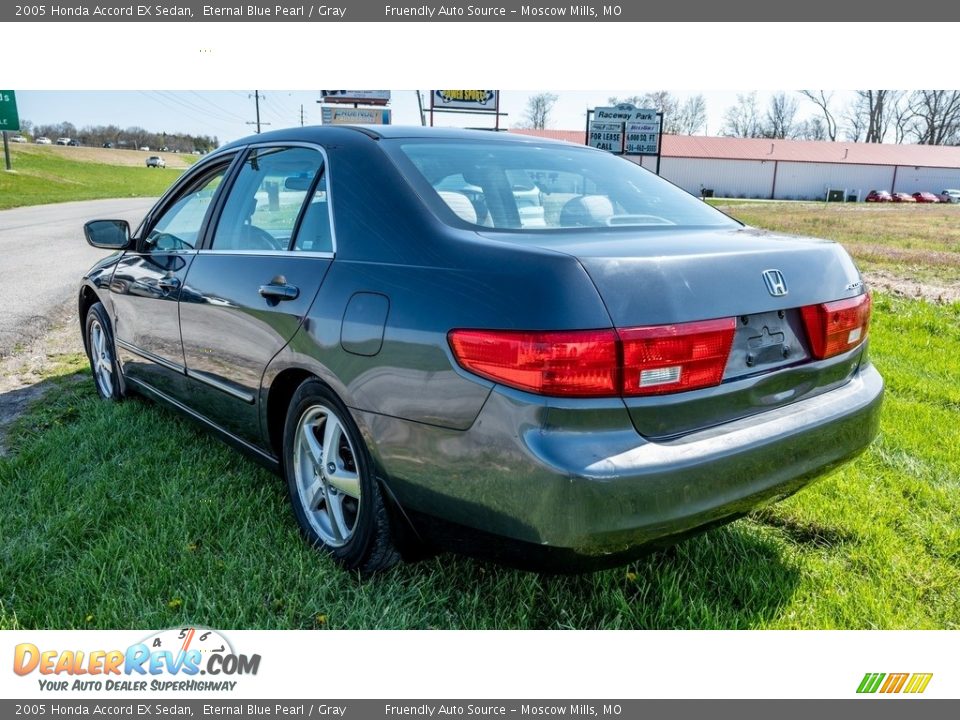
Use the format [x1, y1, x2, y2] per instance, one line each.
[857, 673, 933, 694]
[13, 628, 261, 692]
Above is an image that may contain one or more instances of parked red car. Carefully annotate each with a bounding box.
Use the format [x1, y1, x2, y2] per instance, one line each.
[865, 190, 893, 203]
[912, 192, 940, 203]
[892, 193, 916, 203]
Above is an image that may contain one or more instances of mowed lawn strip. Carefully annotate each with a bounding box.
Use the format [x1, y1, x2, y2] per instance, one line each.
[0, 293, 957, 629]
[0, 145, 191, 209]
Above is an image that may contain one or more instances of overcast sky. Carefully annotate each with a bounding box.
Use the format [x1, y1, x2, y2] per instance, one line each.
[16, 89, 855, 143]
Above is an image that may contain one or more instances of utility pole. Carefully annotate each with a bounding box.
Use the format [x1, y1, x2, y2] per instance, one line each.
[416, 90, 426, 126]
[2, 131, 10, 171]
[247, 90, 270, 134]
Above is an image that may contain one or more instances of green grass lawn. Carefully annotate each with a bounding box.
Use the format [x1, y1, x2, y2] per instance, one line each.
[0, 146, 190, 209]
[712, 201, 960, 285]
[1, 293, 957, 630]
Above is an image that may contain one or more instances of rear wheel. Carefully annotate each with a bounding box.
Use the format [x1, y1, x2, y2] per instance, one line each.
[84, 302, 123, 401]
[283, 379, 399, 574]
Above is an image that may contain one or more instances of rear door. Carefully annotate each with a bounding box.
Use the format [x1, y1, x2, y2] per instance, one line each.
[110, 157, 234, 400]
[178, 144, 334, 446]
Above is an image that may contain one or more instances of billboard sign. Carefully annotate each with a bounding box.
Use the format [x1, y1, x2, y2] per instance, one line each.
[589, 104, 660, 156]
[431, 90, 499, 111]
[321, 106, 392, 125]
[0, 90, 20, 132]
[320, 90, 391, 105]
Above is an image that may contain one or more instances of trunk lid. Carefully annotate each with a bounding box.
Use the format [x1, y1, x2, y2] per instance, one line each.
[482, 226, 868, 438]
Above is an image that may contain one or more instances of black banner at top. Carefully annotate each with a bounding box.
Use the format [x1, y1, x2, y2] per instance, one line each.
[3, 0, 953, 21]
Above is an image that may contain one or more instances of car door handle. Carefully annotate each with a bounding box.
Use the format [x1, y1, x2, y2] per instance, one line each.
[259, 282, 300, 301]
[158, 276, 181, 290]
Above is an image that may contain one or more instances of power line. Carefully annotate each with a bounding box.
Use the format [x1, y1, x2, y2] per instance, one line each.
[138, 91, 223, 131]
[186, 91, 248, 122]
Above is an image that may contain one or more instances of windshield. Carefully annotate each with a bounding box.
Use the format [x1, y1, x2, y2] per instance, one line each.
[392, 140, 738, 231]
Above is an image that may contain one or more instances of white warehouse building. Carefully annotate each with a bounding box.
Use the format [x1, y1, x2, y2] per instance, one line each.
[512, 131, 960, 201]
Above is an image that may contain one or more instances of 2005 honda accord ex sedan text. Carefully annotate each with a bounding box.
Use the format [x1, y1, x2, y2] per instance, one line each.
[78, 126, 883, 573]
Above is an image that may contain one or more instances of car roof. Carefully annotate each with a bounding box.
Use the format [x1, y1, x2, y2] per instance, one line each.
[216, 124, 575, 153]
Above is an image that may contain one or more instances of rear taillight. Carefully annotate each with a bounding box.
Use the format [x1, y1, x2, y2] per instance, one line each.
[620, 318, 737, 396]
[449, 318, 737, 398]
[801, 293, 871, 359]
[447, 329, 619, 397]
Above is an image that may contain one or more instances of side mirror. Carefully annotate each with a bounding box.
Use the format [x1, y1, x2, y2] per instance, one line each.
[84, 219, 131, 250]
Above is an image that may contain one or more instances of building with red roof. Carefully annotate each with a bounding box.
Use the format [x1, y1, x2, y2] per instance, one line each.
[510, 130, 960, 200]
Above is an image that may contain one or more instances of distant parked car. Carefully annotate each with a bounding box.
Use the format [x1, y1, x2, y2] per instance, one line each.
[865, 190, 892, 203]
[68, 139, 81, 147]
[937, 189, 960, 204]
[139, 146, 150, 152]
[102, 142, 114, 149]
[891, 192, 916, 203]
[145, 155, 166, 168]
[10, 134, 27, 143]
[35, 136, 52, 145]
[56, 137, 72, 146]
[912, 192, 939, 203]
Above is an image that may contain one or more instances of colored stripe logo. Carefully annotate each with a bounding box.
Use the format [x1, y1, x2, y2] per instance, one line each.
[857, 672, 933, 694]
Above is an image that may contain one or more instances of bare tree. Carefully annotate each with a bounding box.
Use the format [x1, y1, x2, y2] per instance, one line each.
[893, 101, 915, 144]
[722, 92, 763, 138]
[607, 92, 706, 134]
[800, 90, 838, 141]
[844, 90, 900, 143]
[607, 95, 646, 108]
[794, 117, 827, 141]
[762, 92, 799, 139]
[907, 90, 960, 145]
[521, 92, 559, 130]
[674, 95, 708, 135]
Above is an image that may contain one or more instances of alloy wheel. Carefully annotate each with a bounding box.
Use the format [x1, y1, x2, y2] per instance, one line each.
[89, 318, 114, 397]
[292, 404, 362, 547]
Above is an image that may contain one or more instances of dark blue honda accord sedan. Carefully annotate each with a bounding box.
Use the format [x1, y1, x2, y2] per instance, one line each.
[79, 126, 883, 572]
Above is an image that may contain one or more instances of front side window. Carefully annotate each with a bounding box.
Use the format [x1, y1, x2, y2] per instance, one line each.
[391, 140, 738, 231]
[143, 167, 227, 252]
[211, 146, 324, 252]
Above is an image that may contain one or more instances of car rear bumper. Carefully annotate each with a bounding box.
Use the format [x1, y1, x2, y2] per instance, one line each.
[362, 362, 883, 556]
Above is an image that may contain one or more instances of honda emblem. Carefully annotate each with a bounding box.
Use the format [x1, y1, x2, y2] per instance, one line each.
[762, 269, 788, 297]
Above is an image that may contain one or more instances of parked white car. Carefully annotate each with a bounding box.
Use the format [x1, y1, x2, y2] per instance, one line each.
[35, 136, 52, 145]
[145, 156, 166, 168]
[937, 189, 960, 204]
[56, 137, 72, 146]
[10, 134, 27, 143]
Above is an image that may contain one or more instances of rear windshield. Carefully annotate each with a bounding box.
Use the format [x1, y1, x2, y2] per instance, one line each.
[392, 140, 737, 231]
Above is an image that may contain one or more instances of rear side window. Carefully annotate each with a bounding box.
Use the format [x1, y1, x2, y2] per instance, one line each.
[211, 146, 324, 252]
[392, 140, 737, 231]
[292, 173, 333, 253]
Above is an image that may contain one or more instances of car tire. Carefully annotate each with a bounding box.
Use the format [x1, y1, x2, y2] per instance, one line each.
[282, 379, 400, 574]
[84, 302, 123, 401]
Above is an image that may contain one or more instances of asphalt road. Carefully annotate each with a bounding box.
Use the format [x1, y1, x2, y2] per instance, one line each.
[0, 198, 156, 357]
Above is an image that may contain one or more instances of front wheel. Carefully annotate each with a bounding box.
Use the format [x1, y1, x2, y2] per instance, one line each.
[282, 379, 400, 574]
[84, 302, 123, 401]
